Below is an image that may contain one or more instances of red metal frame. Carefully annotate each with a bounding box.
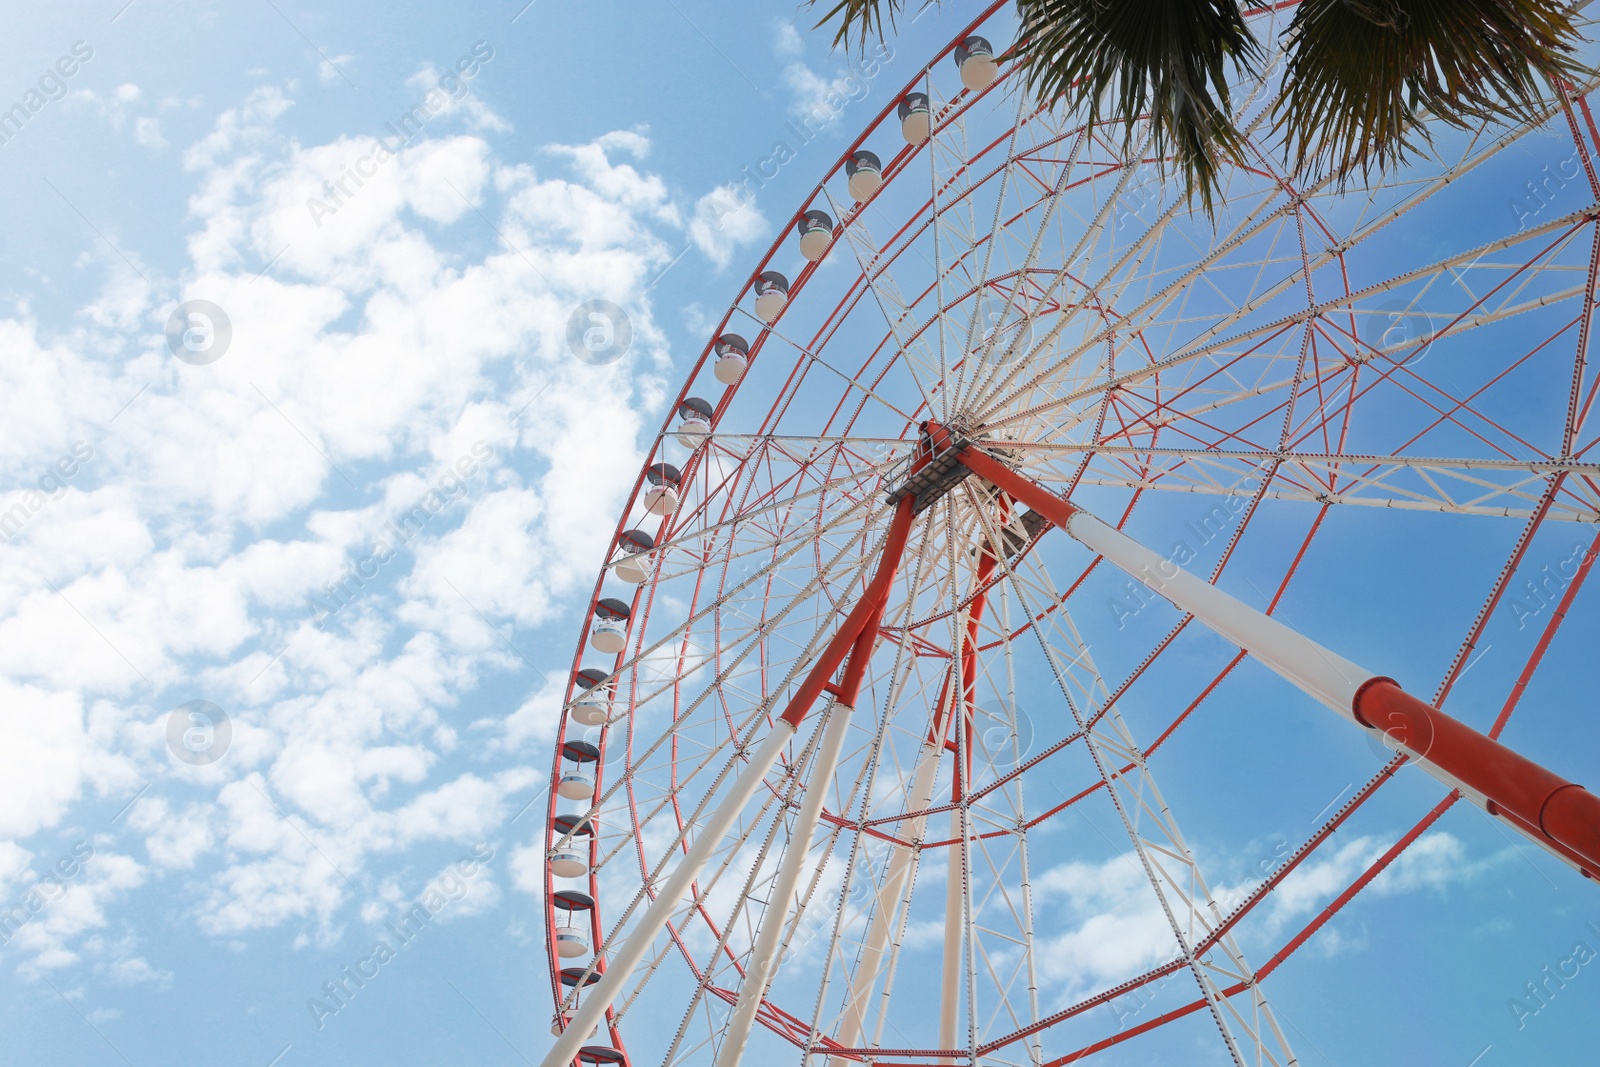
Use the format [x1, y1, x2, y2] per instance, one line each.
[1351, 677, 1599, 877]
[542, 3, 1600, 1060]
[780, 493, 919, 726]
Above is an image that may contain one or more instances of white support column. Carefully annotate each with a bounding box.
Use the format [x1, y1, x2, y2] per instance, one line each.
[540, 721, 797, 1067]
[954, 442, 1376, 716]
[828, 738, 944, 1066]
[1062, 510, 1373, 717]
[715, 704, 854, 1067]
[1060, 508, 1502, 810]
[1030, 492, 1594, 879]
[938, 805, 963, 1061]
[963, 438, 1565, 825]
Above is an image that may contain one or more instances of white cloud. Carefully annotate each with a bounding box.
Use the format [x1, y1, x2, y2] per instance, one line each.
[689, 183, 768, 269]
[1027, 830, 1496, 1000]
[509, 840, 545, 899]
[318, 54, 357, 87]
[1032, 853, 1179, 998]
[64, 83, 161, 149]
[0, 73, 729, 975]
[6, 846, 148, 976]
[128, 797, 215, 869]
[782, 62, 872, 124]
[134, 116, 167, 150]
[0, 680, 95, 838]
[100, 952, 172, 987]
[680, 302, 715, 338]
[399, 135, 492, 223]
[1264, 830, 1497, 935]
[403, 61, 510, 134]
[497, 670, 567, 751]
[182, 86, 294, 172]
[775, 21, 805, 57]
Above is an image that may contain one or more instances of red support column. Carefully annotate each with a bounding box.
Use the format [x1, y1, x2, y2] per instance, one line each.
[778, 494, 918, 727]
[951, 496, 1009, 797]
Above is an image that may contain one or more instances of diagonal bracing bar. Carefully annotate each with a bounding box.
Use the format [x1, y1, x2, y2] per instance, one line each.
[541, 495, 919, 1067]
[934, 423, 1600, 882]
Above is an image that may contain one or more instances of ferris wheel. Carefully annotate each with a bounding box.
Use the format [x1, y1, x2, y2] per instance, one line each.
[538, 3, 1600, 1065]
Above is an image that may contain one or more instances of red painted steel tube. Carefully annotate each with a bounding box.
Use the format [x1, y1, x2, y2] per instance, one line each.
[953, 555, 993, 796]
[952, 498, 1009, 795]
[779, 495, 918, 727]
[837, 607, 883, 708]
[949, 432, 1079, 529]
[1353, 678, 1599, 878]
[1257, 793, 1459, 984]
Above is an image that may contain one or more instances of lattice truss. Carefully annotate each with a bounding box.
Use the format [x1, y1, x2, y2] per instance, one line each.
[541, 5, 1600, 1066]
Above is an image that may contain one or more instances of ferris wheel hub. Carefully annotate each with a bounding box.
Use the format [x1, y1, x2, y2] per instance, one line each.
[882, 420, 994, 515]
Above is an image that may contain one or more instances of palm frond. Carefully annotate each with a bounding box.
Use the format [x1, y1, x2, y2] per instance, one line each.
[1013, 0, 1264, 214]
[808, 0, 926, 52]
[1275, 0, 1588, 183]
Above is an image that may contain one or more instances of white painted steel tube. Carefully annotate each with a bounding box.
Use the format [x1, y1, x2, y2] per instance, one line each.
[540, 720, 797, 1067]
[1063, 510, 1374, 717]
[1060, 507, 1600, 876]
[938, 805, 964, 1061]
[828, 739, 944, 1065]
[715, 705, 855, 1067]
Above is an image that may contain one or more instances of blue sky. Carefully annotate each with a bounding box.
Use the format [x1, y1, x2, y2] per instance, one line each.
[0, 2, 1597, 1066]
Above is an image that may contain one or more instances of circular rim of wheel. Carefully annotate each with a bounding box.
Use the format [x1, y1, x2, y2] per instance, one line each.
[541, 3, 1600, 1064]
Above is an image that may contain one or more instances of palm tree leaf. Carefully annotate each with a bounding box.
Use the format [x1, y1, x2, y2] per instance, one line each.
[807, 0, 925, 52]
[1275, 0, 1588, 182]
[1013, 0, 1265, 213]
